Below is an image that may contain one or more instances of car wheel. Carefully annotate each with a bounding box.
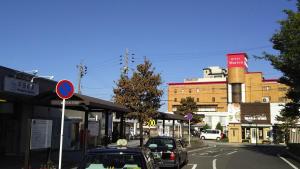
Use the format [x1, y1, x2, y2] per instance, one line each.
[201, 136, 205, 140]
[216, 137, 220, 140]
[183, 154, 189, 165]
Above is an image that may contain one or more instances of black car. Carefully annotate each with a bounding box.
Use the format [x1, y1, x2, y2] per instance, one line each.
[145, 136, 188, 169]
[78, 140, 158, 169]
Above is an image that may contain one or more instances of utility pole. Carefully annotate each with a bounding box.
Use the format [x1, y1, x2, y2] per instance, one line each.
[77, 61, 87, 94]
[120, 48, 135, 76]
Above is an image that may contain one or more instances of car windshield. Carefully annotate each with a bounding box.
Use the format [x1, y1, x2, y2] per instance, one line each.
[146, 138, 175, 150]
[83, 153, 142, 169]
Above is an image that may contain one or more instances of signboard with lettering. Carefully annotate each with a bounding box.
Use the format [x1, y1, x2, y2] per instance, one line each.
[4, 76, 39, 96]
[227, 53, 248, 68]
[51, 100, 83, 106]
[228, 103, 241, 123]
[241, 103, 271, 124]
[88, 121, 99, 137]
[30, 119, 52, 149]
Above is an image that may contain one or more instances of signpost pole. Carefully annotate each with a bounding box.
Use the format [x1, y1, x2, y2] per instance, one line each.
[58, 99, 66, 169]
[189, 119, 191, 145]
[256, 122, 258, 146]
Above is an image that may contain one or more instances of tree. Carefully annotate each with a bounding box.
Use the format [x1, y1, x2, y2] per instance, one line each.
[258, 0, 300, 144]
[113, 58, 163, 146]
[176, 97, 202, 124]
[202, 124, 211, 130]
[216, 122, 223, 132]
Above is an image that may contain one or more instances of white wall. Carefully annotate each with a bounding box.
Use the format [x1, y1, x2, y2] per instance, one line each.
[197, 112, 228, 129]
[270, 103, 285, 125]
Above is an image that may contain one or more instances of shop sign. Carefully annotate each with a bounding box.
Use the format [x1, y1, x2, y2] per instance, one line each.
[244, 114, 268, 121]
[30, 119, 52, 149]
[50, 100, 83, 106]
[227, 53, 248, 68]
[241, 103, 270, 124]
[4, 76, 39, 96]
[228, 103, 241, 123]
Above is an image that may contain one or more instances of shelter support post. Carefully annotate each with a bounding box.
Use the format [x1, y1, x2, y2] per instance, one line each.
[83, 110, 89, 155]
[120, 113, 124, 139]
[172, 120, 175, 138]
[104, 111, 109, 146]
[163, 120, 165, 135]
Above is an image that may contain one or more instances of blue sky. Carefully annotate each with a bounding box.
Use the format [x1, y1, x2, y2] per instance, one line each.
[0, 0, 297, 111]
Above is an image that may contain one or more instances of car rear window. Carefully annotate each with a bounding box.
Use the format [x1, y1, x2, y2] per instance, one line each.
[83, 153, 143, 169]
[146, 138, 175, 150]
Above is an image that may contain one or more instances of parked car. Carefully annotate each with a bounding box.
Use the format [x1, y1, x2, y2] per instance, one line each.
[78, 139, 159, 169]
[145, 136, 188, 169]
[200, 129, 222, 140]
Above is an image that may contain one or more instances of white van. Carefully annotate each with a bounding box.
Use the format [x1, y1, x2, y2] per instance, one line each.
[200, 129, 222, 140]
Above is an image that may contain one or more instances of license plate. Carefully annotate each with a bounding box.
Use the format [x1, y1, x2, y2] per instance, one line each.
[153, 152, 161, 159]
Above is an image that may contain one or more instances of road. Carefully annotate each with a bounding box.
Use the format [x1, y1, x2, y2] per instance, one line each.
[183, 142, 300, 169]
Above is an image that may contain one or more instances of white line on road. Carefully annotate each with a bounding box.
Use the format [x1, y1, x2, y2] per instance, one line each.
[213, 159, 217, 169]
[227, 151, 238, 155]
[188, 146, 212, 153]
[187, 164, 197, 169]
[278, 154, 299, 169]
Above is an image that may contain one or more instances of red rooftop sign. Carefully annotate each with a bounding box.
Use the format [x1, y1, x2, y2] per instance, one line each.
[227, 53, 248, 68]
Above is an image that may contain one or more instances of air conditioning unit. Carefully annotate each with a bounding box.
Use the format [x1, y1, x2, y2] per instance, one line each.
[262, 97, 270, 103]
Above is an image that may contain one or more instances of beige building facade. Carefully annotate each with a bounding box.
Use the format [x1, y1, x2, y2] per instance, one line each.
[168, 53, 288, 143]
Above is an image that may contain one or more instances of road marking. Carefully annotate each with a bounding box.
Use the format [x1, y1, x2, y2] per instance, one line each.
[199, 152, 208, 155]
[214, 154, 221, 157]
[227, 151, 238, 155]
[187, 164, 197, 169]
[188, 146, 212, 153]
[213, 159, 217, 169]
[278, 154, 299, 169]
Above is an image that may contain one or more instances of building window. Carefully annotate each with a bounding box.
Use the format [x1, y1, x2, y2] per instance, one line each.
[196, 98, 199, 102]
[278, 87, 287, 91]
[198, 106, 217, 112]
[174, 98, 177, 102]
[263, 86, 271, 91]
[196, 88, 200, 93]
[189, 89, 192, 94]
[212, 97, 215, 102]
[174, 89, 177, 94]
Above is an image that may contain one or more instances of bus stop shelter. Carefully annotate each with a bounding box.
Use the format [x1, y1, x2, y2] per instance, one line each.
[34, 91, 130, 148]
[156, 112, 186, 137]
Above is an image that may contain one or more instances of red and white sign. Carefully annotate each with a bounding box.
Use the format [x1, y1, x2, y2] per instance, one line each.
[55, 80, 74, 99]
[227, 53, 248, 68]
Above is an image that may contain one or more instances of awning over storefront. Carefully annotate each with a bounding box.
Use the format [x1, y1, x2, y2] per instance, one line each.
[34, 91, 130, 113]
[157, 112, 186, 121]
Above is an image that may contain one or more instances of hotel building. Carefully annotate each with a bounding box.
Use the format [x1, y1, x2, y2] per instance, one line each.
[168, 53, 288, 143]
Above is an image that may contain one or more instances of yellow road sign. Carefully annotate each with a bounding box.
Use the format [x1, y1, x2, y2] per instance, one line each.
[147, 119, 156, 126]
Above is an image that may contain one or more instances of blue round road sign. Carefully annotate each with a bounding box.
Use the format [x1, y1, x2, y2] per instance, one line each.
[186, 113, 193, 120]
[56, 80, 74, 99]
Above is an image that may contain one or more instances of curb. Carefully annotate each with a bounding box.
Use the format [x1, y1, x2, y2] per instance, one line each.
[285, 149, 300, 163]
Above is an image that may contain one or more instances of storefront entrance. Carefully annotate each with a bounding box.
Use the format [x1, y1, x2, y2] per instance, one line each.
[251, 128, 257, 144]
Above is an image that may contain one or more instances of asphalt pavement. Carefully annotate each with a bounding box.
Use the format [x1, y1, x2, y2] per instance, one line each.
[183, 141, 300, 169]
